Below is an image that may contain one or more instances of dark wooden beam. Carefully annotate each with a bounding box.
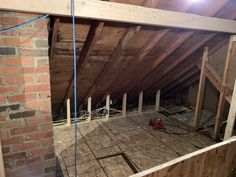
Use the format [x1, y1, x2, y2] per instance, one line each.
[59, 21, 104, 113]
[80, 26, 141, 108]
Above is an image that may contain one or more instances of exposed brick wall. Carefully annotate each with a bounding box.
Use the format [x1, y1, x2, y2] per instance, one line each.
[0, 11, 55, 177]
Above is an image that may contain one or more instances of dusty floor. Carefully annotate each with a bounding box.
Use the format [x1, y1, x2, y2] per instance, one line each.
[54, 111, 214, 177]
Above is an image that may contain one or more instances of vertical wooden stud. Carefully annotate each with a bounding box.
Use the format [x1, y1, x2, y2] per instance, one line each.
[0, 139, 6, 177]
[122, 93, 127, 116]
[66, 99, 71, 126]
[87, 97, 92, 121]
[155, 90, 161, 111]
[214, 36, 236, 140]
[138, 91, 143, 113]
[106, 95, 110, 119]
[194, 47, 208, 131]
[224, 80, 236, 140]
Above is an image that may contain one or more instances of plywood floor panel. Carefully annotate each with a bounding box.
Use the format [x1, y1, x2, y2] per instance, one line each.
[54, 112, 215, 177]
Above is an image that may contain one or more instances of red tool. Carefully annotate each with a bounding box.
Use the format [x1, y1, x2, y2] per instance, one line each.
[149, 119, 165, 130]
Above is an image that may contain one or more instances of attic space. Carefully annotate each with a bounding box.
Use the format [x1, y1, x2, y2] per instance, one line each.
[0, 0, 236, 177]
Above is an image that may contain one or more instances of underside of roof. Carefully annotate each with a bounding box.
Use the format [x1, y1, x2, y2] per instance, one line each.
[49, 0, 236, 114]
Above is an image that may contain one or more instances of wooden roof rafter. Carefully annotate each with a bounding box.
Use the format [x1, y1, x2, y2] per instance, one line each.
[59, 21, 104, 113]
[79, 25, 142, 108]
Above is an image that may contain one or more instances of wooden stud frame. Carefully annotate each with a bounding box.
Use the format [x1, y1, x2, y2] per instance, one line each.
[214, 36, 236, 140]
[224, 80, 236, 140]
[194, 47, 208, 131]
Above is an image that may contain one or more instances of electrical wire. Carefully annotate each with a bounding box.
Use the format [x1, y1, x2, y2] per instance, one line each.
[71, 0, 78, 175]
[0, 15, 49, 33]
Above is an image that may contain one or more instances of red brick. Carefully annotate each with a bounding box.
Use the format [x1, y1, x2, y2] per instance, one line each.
[0, 87, 19, 94]
[38, 75, 50, 83]
[10, 125, 38, 135]
[0, 129, 9, 140]
[20, 49, 48, 56]
[0, 26, 17, 36]
[12, 141, 38, 152]
[0, 114, 7, 121]
[18, 29, 48, 38]
[3, 57, 34, 65]
[31, 147, 54, 156]
[25, 84, 50, 92]
[0, 38, 33, 47]
[3, 75, 34, 84]
[16, 156, 41, 166]
[39, 124, 52, 131]
[4, 151, 26, 160]
[25, 117, 50, 126]
[23, 67, 35, 74]
[0, 67, 21, 75]
[0, 16, 25, 25]
[34, 20, 49, 29]
[27, 131, 53, 141]
[39, 92, 51, 99]
[25, 101, 51, 110]
[36, 67, 49, 73]
[8, 93, 37, 103]
[0, 96, 4, 104]
[2, 136, 24, 145]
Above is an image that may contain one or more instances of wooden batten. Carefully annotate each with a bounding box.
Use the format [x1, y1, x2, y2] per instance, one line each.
[87, 97, 92, 121]
[105, 95, 110, 119]
[66, 99, 71, 126]
[138, 92, 143, 113]
[122, 93, 127, 116]
[155, 90, 160, 112]
[224, 80, 236, 140]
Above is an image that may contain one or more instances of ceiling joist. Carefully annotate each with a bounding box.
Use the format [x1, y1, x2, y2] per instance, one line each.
[1, 0, 236, 33]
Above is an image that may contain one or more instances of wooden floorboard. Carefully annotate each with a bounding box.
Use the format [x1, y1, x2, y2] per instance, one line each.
[53, 112, 215, 177]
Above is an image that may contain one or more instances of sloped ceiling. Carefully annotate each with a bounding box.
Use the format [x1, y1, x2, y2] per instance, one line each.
[49, 0, 236, 114]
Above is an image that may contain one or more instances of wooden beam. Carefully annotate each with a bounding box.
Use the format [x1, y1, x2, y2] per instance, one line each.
[194, 47, 209, 131]
[123, 31, 194, 97]
[134, 34, 215, 99]
[155, 90, 160, 112]
[66, 99, 71, 126]
[81, 26, 140, 106]
[214, 36, 236, 140]
[122, 93, 127, 116]
[197, 62, 232, 103]
[130, 137, 236, 177]
[59, 21, 104, 113]
[101, 29, 168, 103]
[105, 95, 110, 119]
[0, 139, 5, 177]
[87, 97, 92, 121]
[2, 0, 236, 33]
[49, 17, 60, 64]
[147, 36, 228, 99]
[224, 80, 236, 140]
[138, 91, 143, 113]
